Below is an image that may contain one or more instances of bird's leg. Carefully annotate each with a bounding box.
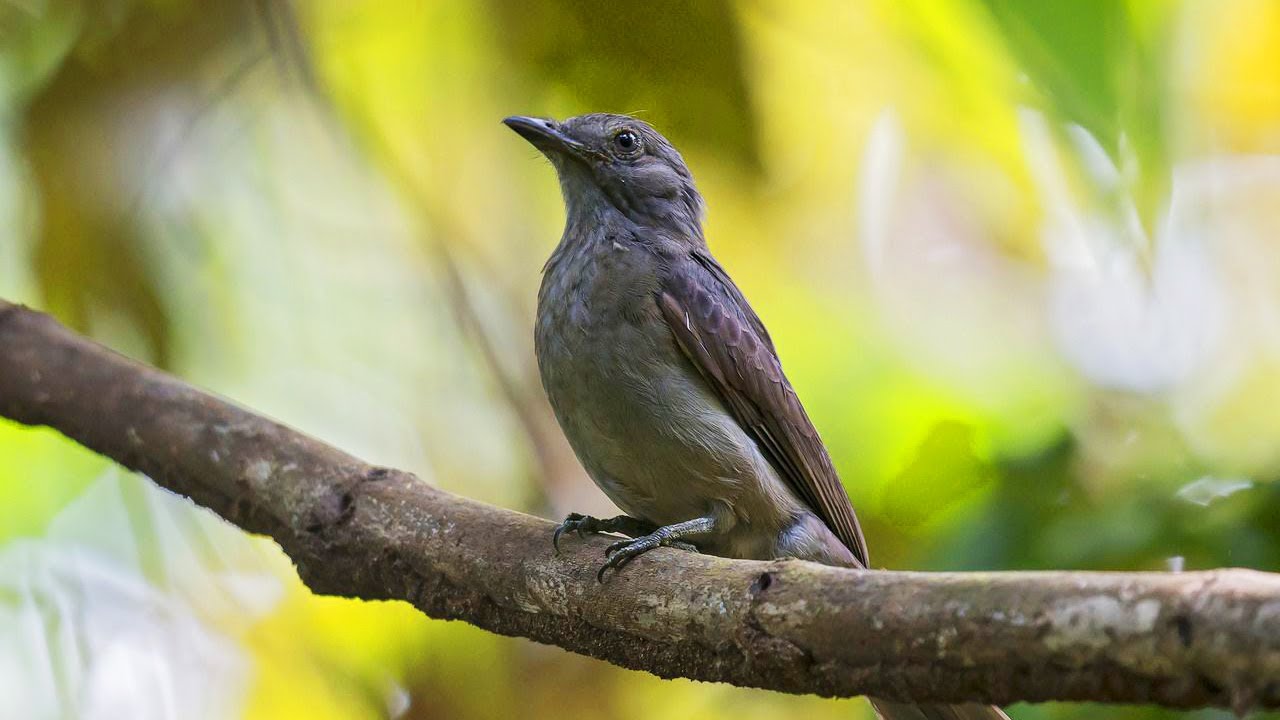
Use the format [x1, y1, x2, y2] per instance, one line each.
[552, 512, 657, 552]
[597, 516, 714, 582]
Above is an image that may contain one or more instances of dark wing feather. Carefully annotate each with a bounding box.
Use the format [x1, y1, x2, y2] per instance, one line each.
[658, 249, 869, 568]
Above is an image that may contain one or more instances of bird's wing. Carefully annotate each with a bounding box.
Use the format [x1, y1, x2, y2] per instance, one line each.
[657, 249, 869, 568]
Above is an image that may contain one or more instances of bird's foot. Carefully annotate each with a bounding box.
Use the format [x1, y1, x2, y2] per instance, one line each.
[596, 516, 715, 582]
[552, 513, 656, 552]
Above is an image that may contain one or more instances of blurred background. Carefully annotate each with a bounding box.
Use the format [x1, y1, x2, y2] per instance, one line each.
[2, 1, 1279, 718]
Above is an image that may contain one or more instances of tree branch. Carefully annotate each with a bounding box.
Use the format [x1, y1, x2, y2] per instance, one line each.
[1, 298, 1278, 713]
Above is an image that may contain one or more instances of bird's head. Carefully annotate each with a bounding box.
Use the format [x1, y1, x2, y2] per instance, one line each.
[504, 113, 704, 240]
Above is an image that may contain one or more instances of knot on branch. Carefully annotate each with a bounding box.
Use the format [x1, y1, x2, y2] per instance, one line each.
[303, 464, 400, 535]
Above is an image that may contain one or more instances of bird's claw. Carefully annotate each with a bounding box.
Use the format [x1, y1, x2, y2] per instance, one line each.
[552, 512, 590, 553]
[603, 538, 697, 557]
[552, 513, 697, 579]
[597, 534, 698, 582]
[552, 513, 657, 553]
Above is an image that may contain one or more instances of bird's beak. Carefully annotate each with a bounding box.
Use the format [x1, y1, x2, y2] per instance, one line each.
[503, 116, 591, 160]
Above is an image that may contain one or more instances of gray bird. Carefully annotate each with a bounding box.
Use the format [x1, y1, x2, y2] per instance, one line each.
[505, 112, 1008, 720]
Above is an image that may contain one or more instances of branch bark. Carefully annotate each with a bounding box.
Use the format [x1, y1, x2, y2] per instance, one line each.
[1, 298, 1278, 713]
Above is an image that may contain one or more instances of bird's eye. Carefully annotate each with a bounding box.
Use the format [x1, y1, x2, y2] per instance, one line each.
[613, 130, 642, 155]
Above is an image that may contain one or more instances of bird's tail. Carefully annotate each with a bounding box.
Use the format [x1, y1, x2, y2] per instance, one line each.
[870, 699, 1010, 720]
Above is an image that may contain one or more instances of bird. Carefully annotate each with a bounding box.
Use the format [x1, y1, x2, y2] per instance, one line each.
[505, 112, 1009, 720]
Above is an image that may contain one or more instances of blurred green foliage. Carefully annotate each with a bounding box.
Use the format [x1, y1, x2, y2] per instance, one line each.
[2, 1, 1280, 718]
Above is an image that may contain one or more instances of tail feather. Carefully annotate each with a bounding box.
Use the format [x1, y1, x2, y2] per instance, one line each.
[870, 699, 1010, 720]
